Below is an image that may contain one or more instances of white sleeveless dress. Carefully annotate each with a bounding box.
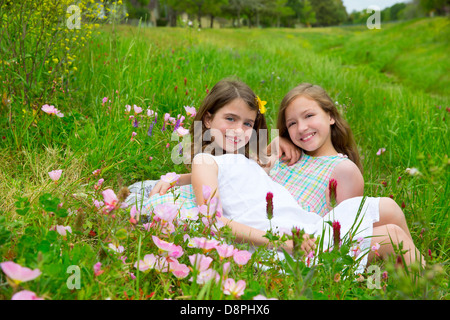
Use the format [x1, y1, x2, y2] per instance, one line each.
[195, 153, 380, 269]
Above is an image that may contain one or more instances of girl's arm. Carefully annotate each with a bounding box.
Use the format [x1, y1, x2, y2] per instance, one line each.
[264, 136, 301, 173]
[327, 160, 364, 209]
[191, 154, 294, 253]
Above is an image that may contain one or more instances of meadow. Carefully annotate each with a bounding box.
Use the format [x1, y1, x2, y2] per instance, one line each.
[0, 16, 449, 301]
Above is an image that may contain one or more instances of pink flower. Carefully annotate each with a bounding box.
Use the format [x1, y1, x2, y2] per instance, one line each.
[11, 290, 44, 300]
[133, 105, 143, 114]
[50, 225, 72, 237]
[266, 192, 273, 220]
[125, 105, 131, 113]
[102, 97, 108, 104]
[189, 254, 213, 272]
[376, 148, 386, 156]
[180, 207, 200, 221]
[253, 294, 277, 300]
[233, 250, 252, 266]
[222, 278, 246, 297]
[152, 236, 183, 258]
[170, 261, 190, 279]
[134, 254, 158, 272]
[371, 242, 381, 257]
[48, 169, 62, 182]
[175, 126, 190, 137]
[202, 185, 212, 202]
[108, 243, 125, 253]
[0, 261, 41, 284]
[329, 179, 338, 207]
[192, 237, 219, 251]
[184, 106, 197, 117]
[41, 104, 64, 117]
[93, 262, 104, 276]
[215, 243, 235, 259]
[102, 189, 119, 211]
[194, 269, 220, 285]
[160, 172, 180, 186]
[153, 203, 178, 223]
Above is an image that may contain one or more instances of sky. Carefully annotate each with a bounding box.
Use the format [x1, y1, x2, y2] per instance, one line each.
[342, 0, 411, 13]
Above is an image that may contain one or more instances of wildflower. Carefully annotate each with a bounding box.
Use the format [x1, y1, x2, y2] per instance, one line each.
[93, 262, 104, 276]
[92, 169, 101, 176]
[371, 242, 381, 257]
[255, 96, 267, 114]
[184, 106, 196, 117]
[306, 250, 314, 267]
[51, 225, 72, 237]
[189, 254, 213, 272]
[152, 236, 183, 258]
[266, 192, 273, 220]
[184, 77, 187, 85]
[11, 290, 44, 300]
[108, 243, 125, 254]
[102, 189, 126, 212]
[334, 273, 341, 282]
[48, 169, 62, 183]
[328, 179, 338, 207]
[170, 261, 190, 279]
[102, 97, 108, 104]
[222, 278, 246, 297]
[160, 172, 180, 187]
[147, 123, 155, 137]
[147, 109, 155, 117]
[133, 105, 143, 114]
[215, 243, 235, 259]
[176, 126, 189, 137]
[41, 104, 64, 117]
[180, 207, 200, 221]
[202, 185, 212, 203]
[405, 167, 421, 176]
[125, 105, 131, 113]
[332, 220, 341, 251]
[233, 250, 252, 266]
[0, 261, 41, 285]
[134, 254, 158, 272]
[192, 237, 219, 252]
[153, 203, 178, 223]
[131, 131, 137, 141]
[376, 148, 386, 156]
[194, 269, 219, 285]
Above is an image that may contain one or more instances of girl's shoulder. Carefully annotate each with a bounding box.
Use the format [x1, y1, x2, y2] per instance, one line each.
[330, 159, 364, 192]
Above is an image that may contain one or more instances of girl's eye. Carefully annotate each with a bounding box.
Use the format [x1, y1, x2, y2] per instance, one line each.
[226, 117, 234, 122]
[287, 122, 295, 128]
[244, 122, 253, 127]
[305, 114, 314, 118]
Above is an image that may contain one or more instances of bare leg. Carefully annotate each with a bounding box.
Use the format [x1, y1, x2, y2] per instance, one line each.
[368, 224, 424, 268]
[373, 197, 413, 241]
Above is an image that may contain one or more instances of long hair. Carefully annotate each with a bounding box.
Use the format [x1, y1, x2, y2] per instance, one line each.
[189, 78, 268, 163]
[277, 83, 362, 172]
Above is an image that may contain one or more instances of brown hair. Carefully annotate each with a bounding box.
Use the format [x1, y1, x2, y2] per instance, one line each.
[277, 83, 362, 172]
[189, 78, 268, 162]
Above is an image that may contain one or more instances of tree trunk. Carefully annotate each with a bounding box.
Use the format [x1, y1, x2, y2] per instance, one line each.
[210, 15, 214, 28]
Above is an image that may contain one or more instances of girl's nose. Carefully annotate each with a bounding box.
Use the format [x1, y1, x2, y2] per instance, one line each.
[297, 121, 307, 133]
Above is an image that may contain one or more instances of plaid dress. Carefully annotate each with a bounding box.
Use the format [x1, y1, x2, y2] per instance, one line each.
[269, 153, 348, 217]
[141, 184, 197, 215]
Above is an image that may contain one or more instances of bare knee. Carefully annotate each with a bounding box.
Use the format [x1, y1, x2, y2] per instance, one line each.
[379, 197, 406, 226]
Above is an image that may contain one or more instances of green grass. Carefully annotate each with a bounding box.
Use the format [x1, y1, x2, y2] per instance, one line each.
[0, 17, 448, 300]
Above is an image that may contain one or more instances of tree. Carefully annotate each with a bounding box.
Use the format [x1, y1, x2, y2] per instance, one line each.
[419, 0, 450, 15]
[228, 0, 245, 27]
[299, 0, 316, 27]
[204, 0, 229, 28]
[271, 0, 295, 27]
[310, 0, 347, 26]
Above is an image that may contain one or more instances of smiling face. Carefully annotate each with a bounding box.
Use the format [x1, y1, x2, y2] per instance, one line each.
[285, 95, 336, 157]
[204, 98, 257, 154]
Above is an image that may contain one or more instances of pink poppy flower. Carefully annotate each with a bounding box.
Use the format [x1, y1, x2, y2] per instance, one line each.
[153, 203, 178, 223]
[41, 104, 64, 117]
[170, 261, 190, 279]
[50, 225, 72, 237]
[133, 105, 143, 114]
[134, 254, 158, 272]
[184, 106, 197, 117]
[0, 261, 41, 284]
[192, 237, 219, 251]
[11, 290, 44, 300]
[194, 269, 220, 285]
[215, 243, 235, 259]
[93, 262, 104, 276]
[233, 250, 252, 266]
[222, 278, 246, 297]
[160, 172, 180, 186]
[152, 236, 183, 258]
[48, 169, 62, 182]
[189, 254, 213, 272]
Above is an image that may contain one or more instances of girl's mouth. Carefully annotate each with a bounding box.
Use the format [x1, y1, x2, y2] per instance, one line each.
[226, 136, 241, 144]
[300, 132, 316, 142]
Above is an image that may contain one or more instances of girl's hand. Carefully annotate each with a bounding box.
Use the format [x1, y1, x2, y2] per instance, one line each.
[148, 180, 172, 197]
[300, 234, 316, 254]
[278, 137, 301, 166]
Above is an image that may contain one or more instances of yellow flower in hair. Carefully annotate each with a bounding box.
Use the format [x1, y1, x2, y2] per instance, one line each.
[256, 96, 267, 114]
